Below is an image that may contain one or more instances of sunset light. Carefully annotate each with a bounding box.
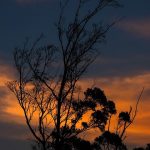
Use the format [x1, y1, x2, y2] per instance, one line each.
[0, 1, 150, 150]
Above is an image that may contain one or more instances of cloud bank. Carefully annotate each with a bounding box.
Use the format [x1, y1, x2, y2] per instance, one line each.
[118, 19, 150, 39]
[16, 0, 50, 5]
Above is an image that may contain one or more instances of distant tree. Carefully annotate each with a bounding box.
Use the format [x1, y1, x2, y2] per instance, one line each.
[93, 130, 127, 150]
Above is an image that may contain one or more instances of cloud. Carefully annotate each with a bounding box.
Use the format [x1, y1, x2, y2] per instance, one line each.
[16, 0, 50, 5]
[118, 19, 150, 39]
[127, 131, 150, 146]
[86, 50, 150, 78]
[0, 121, 29, 140]
[0, 64, 18, 121]
[0, 58, 17, 81]
[80, 73, 150, 102]
[0, 118, 31, 150]
[0, 138, 30, 150]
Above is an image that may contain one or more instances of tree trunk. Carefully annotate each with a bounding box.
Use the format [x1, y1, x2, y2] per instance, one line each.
[55, 101, 61, 150]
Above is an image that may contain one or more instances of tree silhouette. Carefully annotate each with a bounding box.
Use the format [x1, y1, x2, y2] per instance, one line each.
[133, 148, 145, 150]
[8, 0, 145, 150]
[146, 144, 150, 150]
[94, 131, 127, 150]
[115, 87, 144, 142]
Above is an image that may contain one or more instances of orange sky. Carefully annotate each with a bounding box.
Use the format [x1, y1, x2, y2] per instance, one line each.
[0, 64, 150, 147]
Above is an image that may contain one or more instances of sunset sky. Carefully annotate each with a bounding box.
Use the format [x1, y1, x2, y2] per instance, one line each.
[0, 0, 150, 150]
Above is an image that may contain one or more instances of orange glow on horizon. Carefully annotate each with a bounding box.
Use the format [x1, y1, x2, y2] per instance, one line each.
[1, 71, 150, 145]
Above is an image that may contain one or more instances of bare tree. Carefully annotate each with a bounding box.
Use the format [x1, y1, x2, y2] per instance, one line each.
[116, 87, 144, 141]
[7, 0, 121, 150]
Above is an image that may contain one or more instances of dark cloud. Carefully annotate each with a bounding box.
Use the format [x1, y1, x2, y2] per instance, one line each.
[118, 19, 150, 39]
[0, 121, 29, 139]
[16, 0, 51, 5]
[0, 86, 8, 100]
[0, 85, 16, 114]
[0, 87, 10, 111]
[0, 61, 17, 79]
[127, 132, 150, 146]
[86, 50, 150, 78]
[142, 88, 150, 102]
[0, 138, 31, 150]
[0, 121, 31, 150]
[0, 0, 150, 79]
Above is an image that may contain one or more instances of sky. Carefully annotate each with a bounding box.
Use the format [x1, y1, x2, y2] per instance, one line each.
[0, 0, 150, 149]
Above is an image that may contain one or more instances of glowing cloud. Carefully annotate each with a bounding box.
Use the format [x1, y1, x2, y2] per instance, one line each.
[118, 19, 150, 39]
